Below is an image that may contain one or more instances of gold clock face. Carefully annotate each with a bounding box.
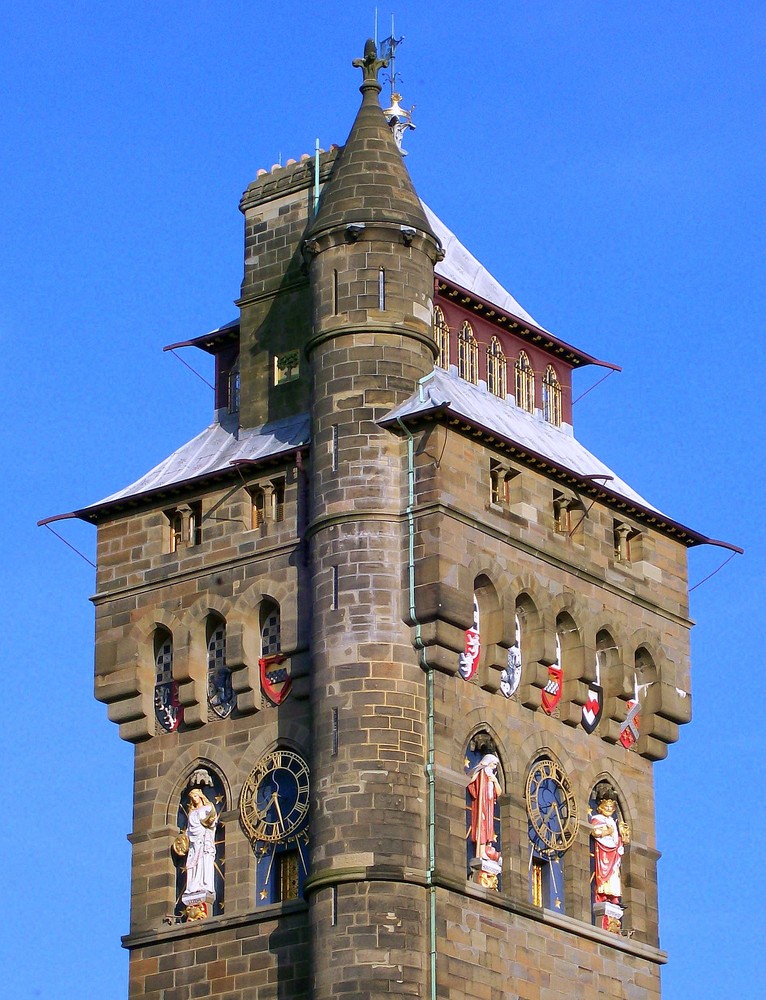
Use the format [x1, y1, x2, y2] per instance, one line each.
[525, 758, 578, 855]
[240, 750, 310, 844]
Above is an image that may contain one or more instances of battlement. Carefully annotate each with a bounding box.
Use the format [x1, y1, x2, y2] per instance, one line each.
[239, 147, 340, 212]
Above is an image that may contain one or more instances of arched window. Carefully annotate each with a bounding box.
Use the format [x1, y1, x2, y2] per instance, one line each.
[458, 322, 479, 384]
[259, 601, 291, 705]
[464, 732, 502, 891]
[207, 616, 235, 719]
[619, 648, 655, 749]
[541, 628, 564, 716]
[588, 781, 629, 933]
[515, 351, 535, 413]
[501, 610, 523, 699]
[260, 601, 281, 657]
[154, 627, 182, 733]
[583, 630, 617, 733]
[173, 766, 226, 920]
[458, 594, 480, 681]
[486, 336, 507, 398]
[433, 306, 450, 369]
[542, 365, 561, 426]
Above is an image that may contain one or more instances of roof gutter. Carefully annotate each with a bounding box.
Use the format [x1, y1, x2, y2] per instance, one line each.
[436, 276, 621, 372]
[381, 408, 742, 554]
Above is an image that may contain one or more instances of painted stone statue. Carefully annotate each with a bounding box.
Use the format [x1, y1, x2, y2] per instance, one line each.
[589, 795, 629, 903]
[466, 754, 502, 861]
[173, 787, 218, 918]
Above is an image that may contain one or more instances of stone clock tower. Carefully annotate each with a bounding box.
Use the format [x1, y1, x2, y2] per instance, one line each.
[66, 39, 734, 1000]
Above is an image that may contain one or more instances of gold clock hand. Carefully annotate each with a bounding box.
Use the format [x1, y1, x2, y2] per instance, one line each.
[273, 794, 286, 833]
[263, 843, 277, 885]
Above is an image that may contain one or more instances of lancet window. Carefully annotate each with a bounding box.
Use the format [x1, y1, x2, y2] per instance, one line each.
[433, 306, 450, 369]
[260, 601, 281, 657]
[458, 322, 479, 384]
[541, 364, 561, 425]
[207, 616, 235, 719]
[154, 628, 182, 733]
[486, 336, 507, 398]
[515, 351, 535, 413]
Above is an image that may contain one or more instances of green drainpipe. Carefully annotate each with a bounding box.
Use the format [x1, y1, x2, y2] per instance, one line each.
[396, 368, 437, 1000]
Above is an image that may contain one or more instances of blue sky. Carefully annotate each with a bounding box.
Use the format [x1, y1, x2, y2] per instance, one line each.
[3, 3, 763, 997]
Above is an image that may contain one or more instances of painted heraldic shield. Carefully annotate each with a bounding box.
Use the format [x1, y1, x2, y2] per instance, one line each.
[619, 699, 641, 748]
[541, 663, 563, 715]
[259, 653, 292, 706]
[581, 683, 603, 734]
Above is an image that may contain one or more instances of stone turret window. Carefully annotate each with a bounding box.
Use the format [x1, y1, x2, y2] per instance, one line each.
[515, 352, 535, 413]
[489, 461, 520, 508]
[486, 337, 507, 398]
[542, 365, 561, 426]
[553, 490, 584, 539]
[613, 520, 642, 563]
[458, 322, 479, 384]
[433, 306, 450, 369]
[165, 501, 202, 552]
[249, 479, 285, 529]
[378, 267, 386, 310]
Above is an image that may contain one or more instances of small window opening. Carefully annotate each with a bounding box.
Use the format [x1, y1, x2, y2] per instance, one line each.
[378, 267, 386, 310]
[250, 480, 285, 529]
[490, 461, 519, 507]
[613, 520, 642, 562]
[333, 269, 339, 314]
[227, 361, 240, 414]
[331, 425, 339, 472]
[553, 490, 582, 537]
[165, 502, 202, 552]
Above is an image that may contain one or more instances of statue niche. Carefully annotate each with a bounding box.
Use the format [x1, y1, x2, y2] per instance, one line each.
[464, 732, 503, 891]
[171, 767, 226, 921]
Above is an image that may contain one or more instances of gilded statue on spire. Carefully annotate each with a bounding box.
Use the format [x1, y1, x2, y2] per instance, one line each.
[352, 38, 388, 86]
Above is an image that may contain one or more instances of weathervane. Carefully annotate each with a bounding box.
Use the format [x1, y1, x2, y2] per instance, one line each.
[379, 15, 416, 155]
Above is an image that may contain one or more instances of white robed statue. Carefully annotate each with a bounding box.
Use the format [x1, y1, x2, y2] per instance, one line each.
[182, 788, 218, 902]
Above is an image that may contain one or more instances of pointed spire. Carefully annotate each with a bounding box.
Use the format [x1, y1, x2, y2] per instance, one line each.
[307, 39, 434, 240]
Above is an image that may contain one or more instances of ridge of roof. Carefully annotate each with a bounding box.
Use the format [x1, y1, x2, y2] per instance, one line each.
[425, 202, 542, 330]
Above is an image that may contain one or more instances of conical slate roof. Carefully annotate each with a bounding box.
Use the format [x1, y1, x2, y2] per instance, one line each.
[307, 40, 435, 240]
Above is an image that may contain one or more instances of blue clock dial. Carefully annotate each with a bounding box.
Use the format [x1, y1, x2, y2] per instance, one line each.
[525, 758, 578, 856]
[240, 750, 310, 844]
